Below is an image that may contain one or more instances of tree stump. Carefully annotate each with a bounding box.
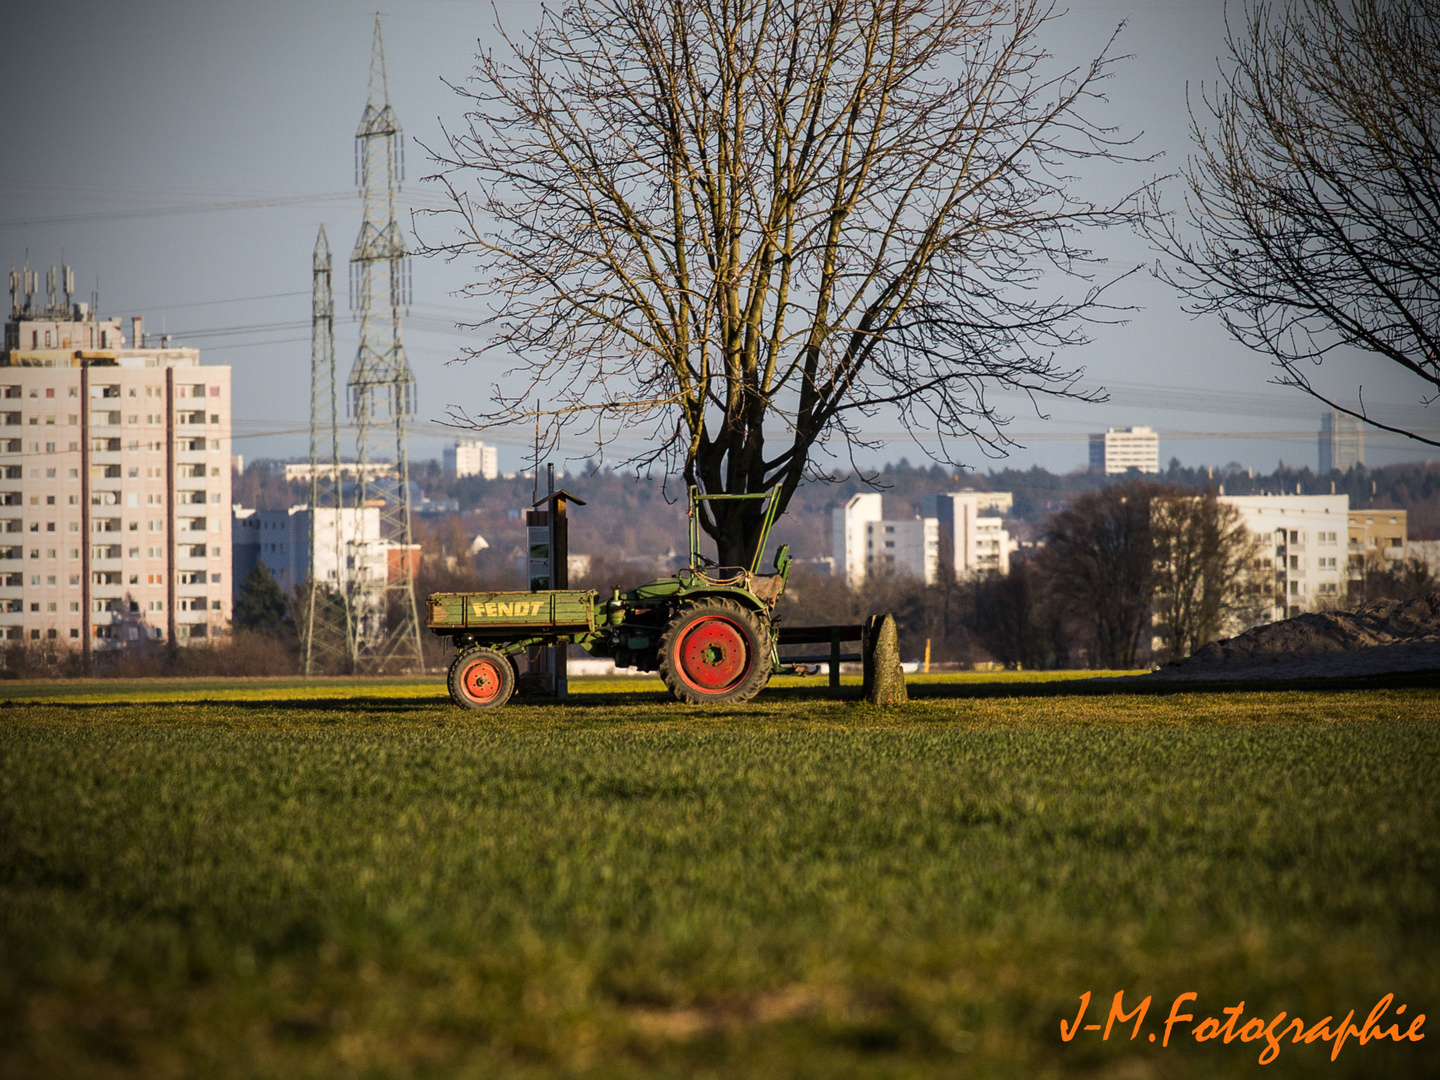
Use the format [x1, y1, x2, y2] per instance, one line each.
[862, 613, 908, 706]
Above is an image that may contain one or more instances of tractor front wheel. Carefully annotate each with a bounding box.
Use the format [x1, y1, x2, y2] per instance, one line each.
[658, 599, 770, 705]
[448, 647, 516, 711]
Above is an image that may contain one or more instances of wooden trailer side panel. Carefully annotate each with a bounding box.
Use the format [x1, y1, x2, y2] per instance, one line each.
[426, 590, 597, 633]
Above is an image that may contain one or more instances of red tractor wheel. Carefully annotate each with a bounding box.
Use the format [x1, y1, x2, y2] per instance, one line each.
[658, 599, 771, 705]
[447, 647, 516, 711]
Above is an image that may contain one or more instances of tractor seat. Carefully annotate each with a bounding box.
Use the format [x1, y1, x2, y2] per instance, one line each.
[747, 573, 786, 604]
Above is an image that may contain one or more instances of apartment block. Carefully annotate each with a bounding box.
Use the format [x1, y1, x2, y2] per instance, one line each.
[833, 493, 882, 587]
[1218, 495, 1348, 620]
[1347, 508, 1406, 574]
[2, 283, 231, 652]
[1089, 426, 1160, 475]
[444, 439, 498, 480]
[833, 490, 1014, 587]
[863, 516, 940, 584]
[233, 505, 384, 594]
[233, 504, 421, 646]
[922, 492, 1014, 578]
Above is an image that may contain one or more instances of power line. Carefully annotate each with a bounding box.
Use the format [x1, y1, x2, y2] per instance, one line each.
[0, 191, 359, 231]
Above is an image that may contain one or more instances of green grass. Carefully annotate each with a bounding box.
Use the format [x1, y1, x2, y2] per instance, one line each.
[1, 683, 1437, 1079]
[0, 668, 1140, 706]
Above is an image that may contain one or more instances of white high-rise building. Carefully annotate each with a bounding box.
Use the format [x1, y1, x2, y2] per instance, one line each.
[921, 492, 1014, 577]
[2, 284, 231, 651]
[1218, 494, 1349, 620]
[1089, 426, 1160, 475]
[833, 490, 1014, 587]
[833, 492, 882, 587]
[445, 439, 499, 480]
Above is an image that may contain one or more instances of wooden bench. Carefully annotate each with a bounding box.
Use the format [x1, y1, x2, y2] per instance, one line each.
[776, 624, 866, 689]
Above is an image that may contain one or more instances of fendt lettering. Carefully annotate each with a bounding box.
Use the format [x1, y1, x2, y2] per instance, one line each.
[470, 600, 546, 618]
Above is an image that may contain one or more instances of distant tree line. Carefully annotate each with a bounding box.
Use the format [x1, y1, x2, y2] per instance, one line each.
[235, 457, 1440, 538]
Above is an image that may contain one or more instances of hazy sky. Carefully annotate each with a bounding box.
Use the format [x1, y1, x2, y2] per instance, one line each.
[2, 0, 1432, 478]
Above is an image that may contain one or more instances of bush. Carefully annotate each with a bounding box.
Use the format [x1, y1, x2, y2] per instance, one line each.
[0, 632, 301, 680]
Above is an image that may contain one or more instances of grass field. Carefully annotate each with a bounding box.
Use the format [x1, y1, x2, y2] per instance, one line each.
[1, 678, 1437, 1079]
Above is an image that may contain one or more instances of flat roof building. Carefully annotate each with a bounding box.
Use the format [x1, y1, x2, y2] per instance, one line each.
[921, 492, 1013, 578]
[1089, 426, 1159, 475]
[833, 491, 1014, 587]
[445, 439, 499, 481]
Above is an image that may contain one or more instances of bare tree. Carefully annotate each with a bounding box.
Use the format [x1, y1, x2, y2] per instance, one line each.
[1150, 491, 1263, 662]
[422, 0, 1143, 565]
[1149, 0, 1440, 446]
[1042, 482, 1158, 669]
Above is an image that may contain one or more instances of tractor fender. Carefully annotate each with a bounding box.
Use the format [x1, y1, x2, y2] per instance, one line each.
[672, 586, 774, 621]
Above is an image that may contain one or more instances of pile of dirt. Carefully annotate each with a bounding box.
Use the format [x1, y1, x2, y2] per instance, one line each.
[1149, 594, 1440, 682]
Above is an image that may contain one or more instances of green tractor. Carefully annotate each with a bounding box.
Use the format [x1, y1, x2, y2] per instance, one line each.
[426, 487, 792, 710]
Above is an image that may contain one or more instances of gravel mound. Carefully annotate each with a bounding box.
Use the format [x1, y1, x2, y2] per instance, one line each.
[1148, 594, 1440, 682]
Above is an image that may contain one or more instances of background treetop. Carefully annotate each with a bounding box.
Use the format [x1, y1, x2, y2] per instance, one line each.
[422, 0, 1147, 564]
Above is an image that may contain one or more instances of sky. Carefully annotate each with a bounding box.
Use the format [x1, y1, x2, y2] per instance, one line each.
[1, 0, 1434, 479]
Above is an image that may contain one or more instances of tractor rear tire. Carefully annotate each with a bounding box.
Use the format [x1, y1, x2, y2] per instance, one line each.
[448, 647, 516, 711]
[658, 598, 770, 705]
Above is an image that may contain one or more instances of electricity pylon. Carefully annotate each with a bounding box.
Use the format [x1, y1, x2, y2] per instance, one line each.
[346, 14, 424, 672]
[302, 225, 352, 675]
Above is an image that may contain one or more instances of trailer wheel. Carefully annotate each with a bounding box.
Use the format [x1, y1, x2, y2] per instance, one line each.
[448, 647, 516, 711]
[658, 598, 770, 705]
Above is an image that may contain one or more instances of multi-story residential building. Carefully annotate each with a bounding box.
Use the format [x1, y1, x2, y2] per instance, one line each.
[1318, 411, 1364, 473]
[832, 490, 1014, 587]
[2, 277, 231, 654]
[1089, 426, 1160, 475]
[232, 505, 384, 595]
[922, 492, 1014, 577]
[444, 439, 499, 480]
[1218, 495, 1348, 620]
[833, 493, 882, 587]
[232, 503, 419, 645]
[863, 516, 940, 584]
[1347, 508, 1406, 576]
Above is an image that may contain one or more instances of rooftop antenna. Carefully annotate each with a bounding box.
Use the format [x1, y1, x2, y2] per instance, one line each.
[345, 13, 424, 674]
